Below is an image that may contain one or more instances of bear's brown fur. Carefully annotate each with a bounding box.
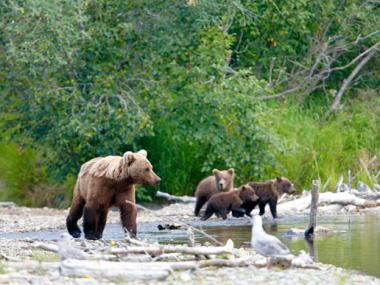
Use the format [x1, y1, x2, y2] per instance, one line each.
[232, 177, 296, 219]
[201, 184, 258, 220]
[194, 168, 234, 216]
[66, 150, 161, 240]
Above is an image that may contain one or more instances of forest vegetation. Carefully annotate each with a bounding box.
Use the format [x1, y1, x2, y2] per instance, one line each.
[0, 0, 379, 207]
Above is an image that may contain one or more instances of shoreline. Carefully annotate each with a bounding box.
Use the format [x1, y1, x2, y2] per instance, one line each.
[1, 201, 380, 284]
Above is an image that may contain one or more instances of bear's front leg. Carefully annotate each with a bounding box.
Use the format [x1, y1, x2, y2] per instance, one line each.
[119, 201, 137, 238]
[94, 206, 109, 239]
[83, 206, 99, 240]
[231, 205, 246, 215]
[269, 200, 278, 219]
[258, 202, 266, 216]
[201, 204, 214, 221]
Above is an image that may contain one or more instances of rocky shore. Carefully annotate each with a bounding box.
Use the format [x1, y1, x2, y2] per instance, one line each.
[1, 193, 380, 284]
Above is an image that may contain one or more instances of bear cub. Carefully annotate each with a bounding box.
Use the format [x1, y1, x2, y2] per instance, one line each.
[232, 177, 296, 219]
[201, 184, 258, 221]
[194, 168, 234, 216]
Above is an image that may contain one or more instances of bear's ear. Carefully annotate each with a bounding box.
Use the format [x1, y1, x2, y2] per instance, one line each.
[137, 149, 147, 158]
[212, 169, 220, 175]
[228, 168, 234, 175]
[123, 151, 135, 166]
[276, 177, 282, 182]
[241, 185, 247, 191]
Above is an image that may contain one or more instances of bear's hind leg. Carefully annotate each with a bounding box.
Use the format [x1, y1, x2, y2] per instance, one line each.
[194, 197, 207, 216]
[244, 201, 258, 217]
[66, 183, 85, 238]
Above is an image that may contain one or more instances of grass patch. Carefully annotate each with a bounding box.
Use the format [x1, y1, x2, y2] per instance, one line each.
[263, 97, 379, 192]
[0, 263, 6, 274]
[30, 249, 59, 263]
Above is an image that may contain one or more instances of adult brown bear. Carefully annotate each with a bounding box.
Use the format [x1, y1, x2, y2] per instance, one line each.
[194, 168, 234, 216]
[201, 184, 258, 220]
[66, 150, 160, 240]
[232, 177, 296, 219]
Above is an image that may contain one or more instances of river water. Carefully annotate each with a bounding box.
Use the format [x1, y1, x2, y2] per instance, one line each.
[1, 213, 379, 278]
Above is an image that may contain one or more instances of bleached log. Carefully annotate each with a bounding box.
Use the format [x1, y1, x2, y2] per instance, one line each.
[351, 190, 380, 200]
[34, 242, 59, 253]
[278, 191, 376, 213]
[318, 192, 372, 207]
[0, 202, 15, 208]
[5, 261, 60, 270]
[155, 191, 196, 203]
[60, 257, 253, 279]
[110, 244, 235, 256]
[197, 257, 252, 268]
[60, 259, 170, 280]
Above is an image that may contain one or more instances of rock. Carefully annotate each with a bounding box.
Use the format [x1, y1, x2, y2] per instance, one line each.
[342, 205, 358, 213]
[291, 250, 314, 267]
[318, 204, 343, 213]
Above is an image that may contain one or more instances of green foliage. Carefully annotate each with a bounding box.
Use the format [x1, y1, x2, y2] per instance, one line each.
[263, 95, 380, 191]
[0, 0, 379, 205]
[0, 140, 67, 207]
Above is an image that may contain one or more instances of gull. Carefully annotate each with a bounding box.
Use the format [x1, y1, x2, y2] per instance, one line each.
[58, 233, 89, 261]
[251, 215, 290, 256]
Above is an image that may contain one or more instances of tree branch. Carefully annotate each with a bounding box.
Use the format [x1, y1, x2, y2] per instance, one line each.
[323, 44, 379, 120]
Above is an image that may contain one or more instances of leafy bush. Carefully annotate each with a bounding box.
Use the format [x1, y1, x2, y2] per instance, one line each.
[0, 140, 67, 207]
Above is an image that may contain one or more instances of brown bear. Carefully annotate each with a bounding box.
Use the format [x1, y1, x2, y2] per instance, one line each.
[201, 184, 259, 220]
[66, 150, 161, 240]
[232, 177, 296, 219]
[194, 168, 234, 216]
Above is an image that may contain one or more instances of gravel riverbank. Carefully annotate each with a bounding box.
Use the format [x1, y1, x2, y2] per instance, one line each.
[1, 201, 380, 284]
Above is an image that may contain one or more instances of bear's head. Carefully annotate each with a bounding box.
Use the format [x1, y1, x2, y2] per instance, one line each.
[123, 150, 161, 186]
[273, 177, 296, 195]
[238, 184, 259, 202]
[212, 168, 234, 192]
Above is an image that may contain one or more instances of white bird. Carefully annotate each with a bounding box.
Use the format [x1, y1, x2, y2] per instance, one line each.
[58, 233, 89, 261]
[251, 215, 290, 256]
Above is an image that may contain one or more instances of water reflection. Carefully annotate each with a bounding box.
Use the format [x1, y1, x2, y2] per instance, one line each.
[197, 214, 380, 277]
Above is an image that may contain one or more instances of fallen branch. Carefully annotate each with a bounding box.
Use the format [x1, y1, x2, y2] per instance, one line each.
[128, 201, 224, 246]
[110, 244, 235, 257]
[0, 202, 15, 208]
[60, 259, 170, 280]
[324, 43, 379, 119]
[155, 191, 196, 204]
[278, 191, 377, 213]
[34, 242, 59, 253]
[60, 257, 255, 280]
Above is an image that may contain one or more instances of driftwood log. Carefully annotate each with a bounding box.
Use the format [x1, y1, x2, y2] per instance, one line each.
[278, 191, 378, 213]
[155, 191, 196, 203]
[110, 244, 235, 257]
[60, 257, 256, 279]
